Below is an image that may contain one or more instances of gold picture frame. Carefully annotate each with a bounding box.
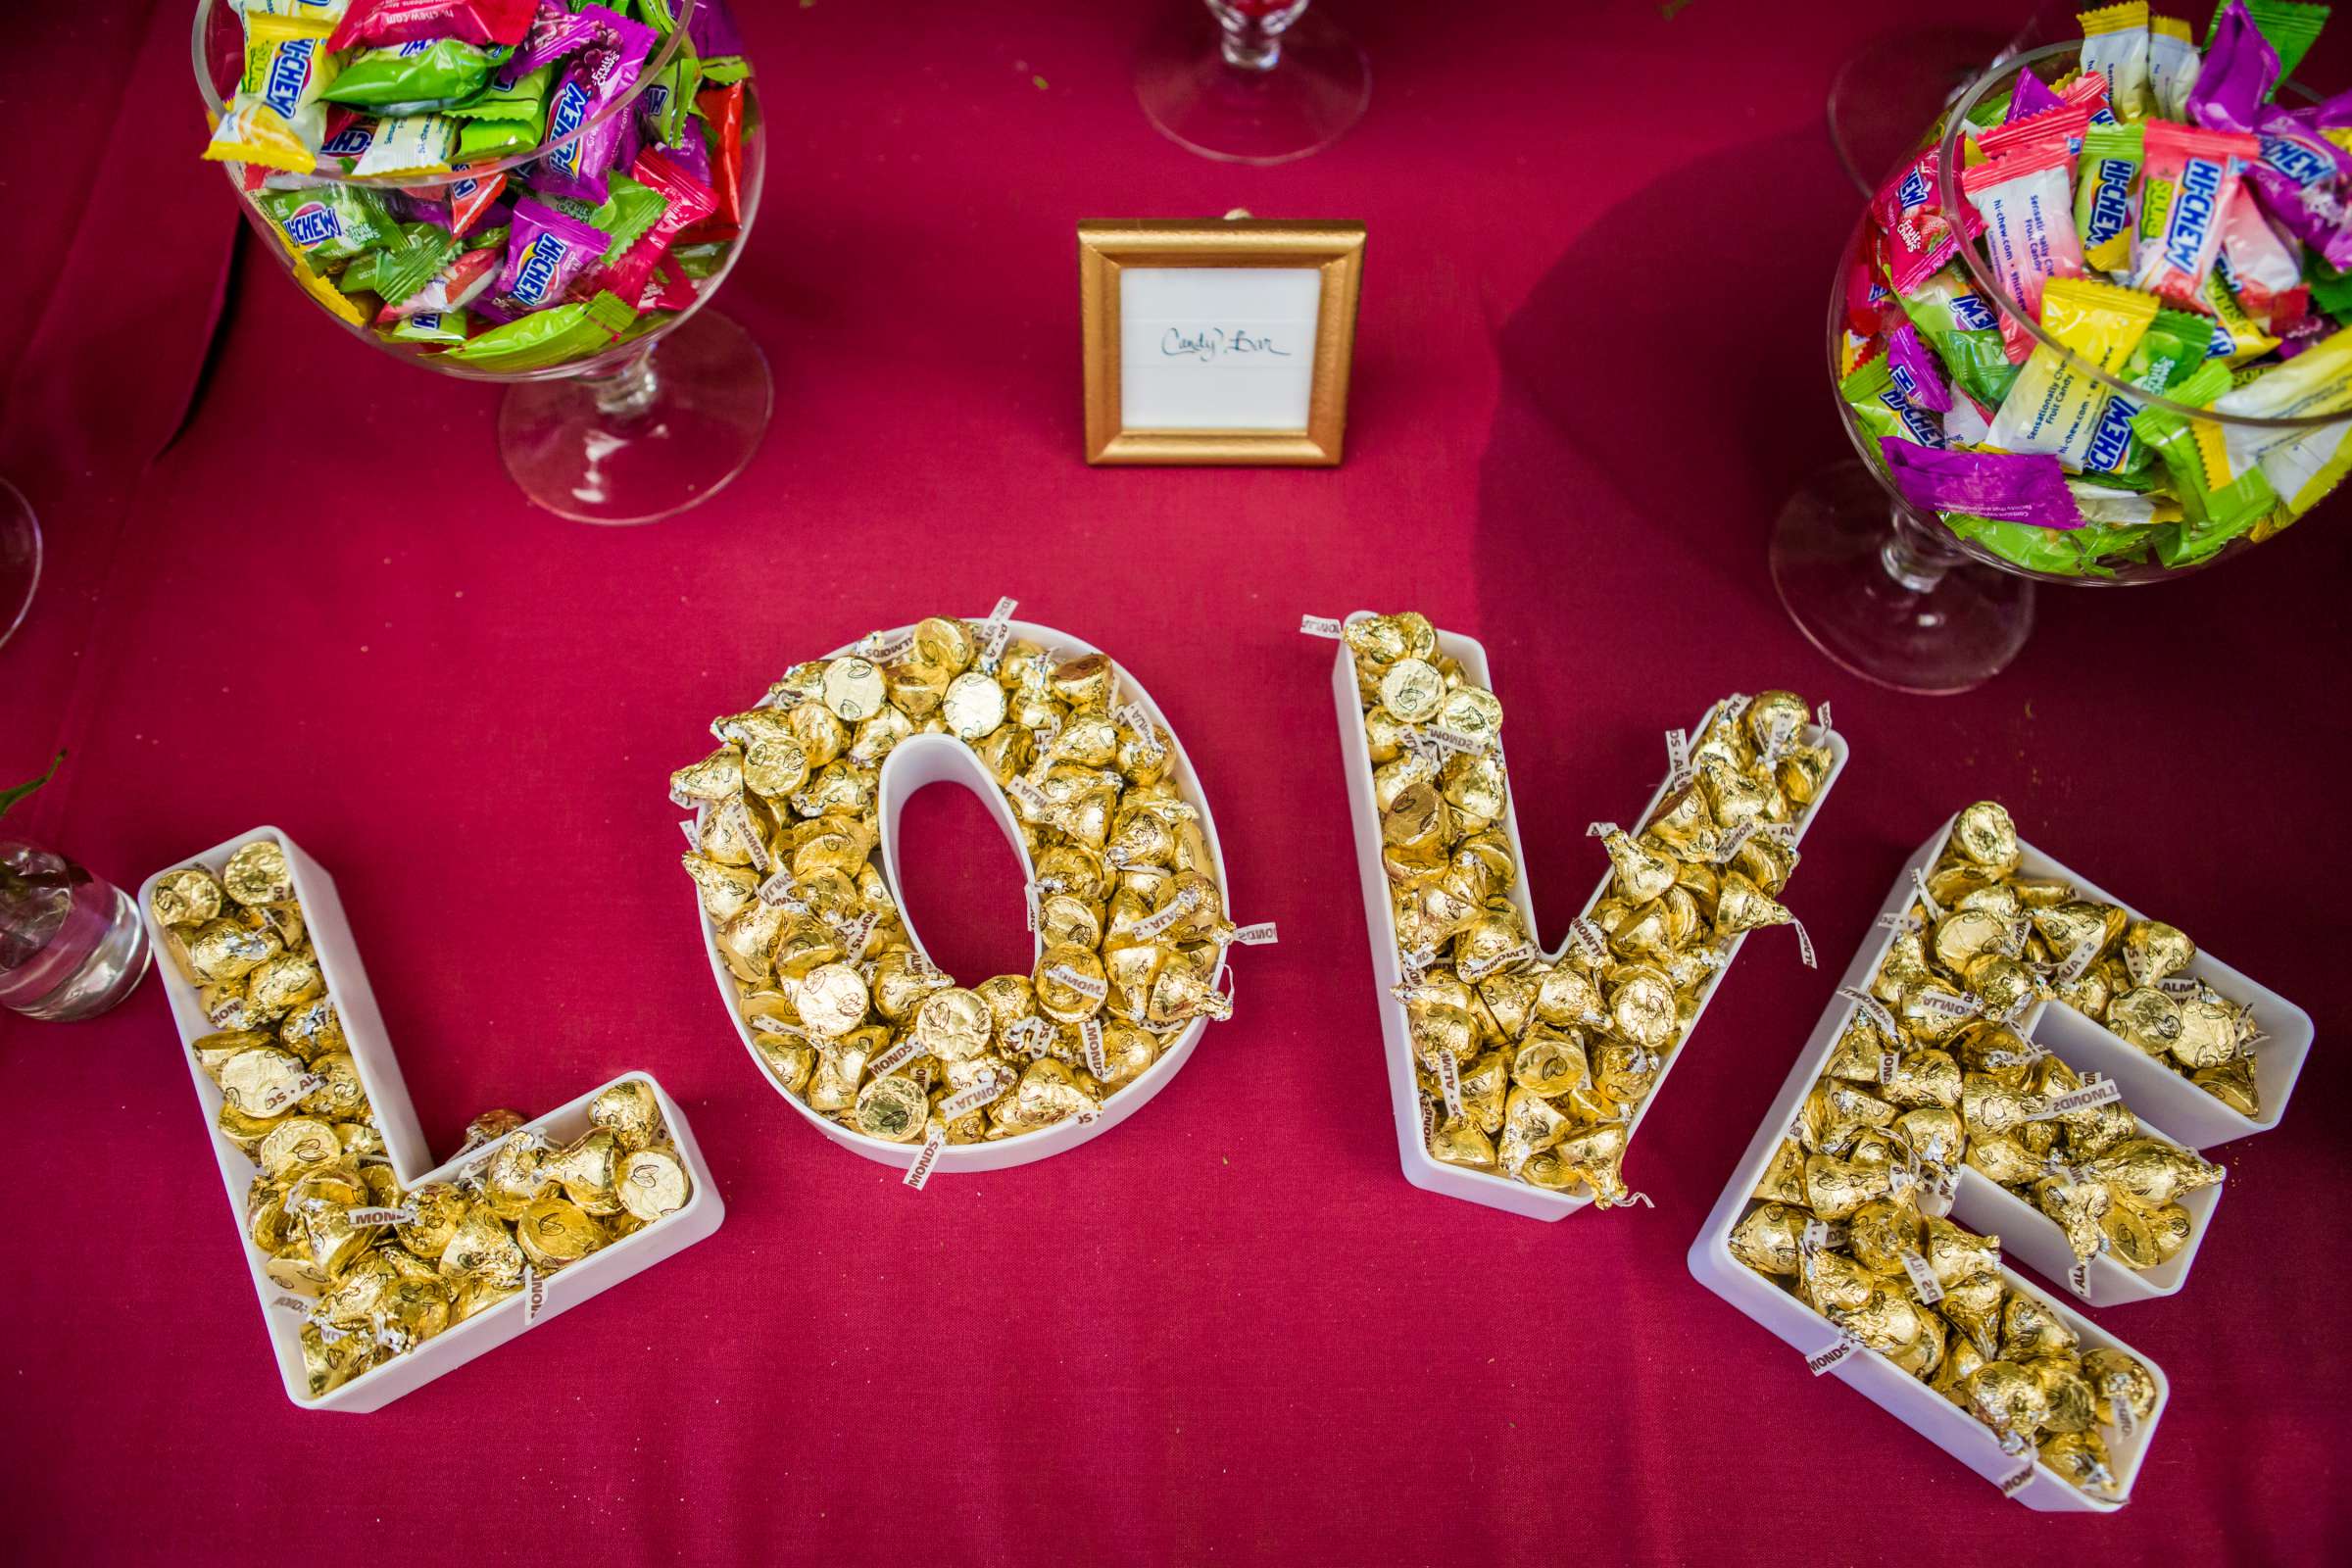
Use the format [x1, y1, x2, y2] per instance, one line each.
[1079, 219, 1365, 466]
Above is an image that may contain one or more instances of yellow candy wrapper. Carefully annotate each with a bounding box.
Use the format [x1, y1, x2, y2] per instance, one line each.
[2202, 328, 2352, 497]
[1985, 277, 2158, 469]
[2199, 268, 2278, 367]
[204, 15, 341, 173]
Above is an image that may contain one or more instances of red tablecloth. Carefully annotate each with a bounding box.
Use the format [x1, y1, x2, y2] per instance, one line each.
[5, 2, 2348, 1560]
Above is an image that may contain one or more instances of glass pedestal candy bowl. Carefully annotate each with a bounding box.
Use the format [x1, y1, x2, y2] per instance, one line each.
[1774, 39, 2352, 695]
[192, 0, 769, 524]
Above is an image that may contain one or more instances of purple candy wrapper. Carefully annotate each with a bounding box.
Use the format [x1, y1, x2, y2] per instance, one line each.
[2007, 67, 2063, 122]
[531, 5, 658, 205]
[1886, 322, 1954, 413]
[688, 0, 746, 60]
[489, 197, 611, 317]
[509, 0, 600, 78]
[2248, 104, 2352, 269]
[2188, 0, 2278, 136]
[1879, 438, 2083, 529]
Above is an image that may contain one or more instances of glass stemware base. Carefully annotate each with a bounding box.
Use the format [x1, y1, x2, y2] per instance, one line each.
[1771, 462, 2035, 695]
[1136, 4, 1369, 165]
[498, 310, 773, 526]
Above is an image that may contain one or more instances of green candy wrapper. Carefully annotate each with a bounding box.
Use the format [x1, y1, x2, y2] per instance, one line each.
[549, 172, 669, 265]
[1841, 356, 1947, 448]
[445, 289, 639, 372]
[1944, 514, 2152, 577]
[388, 309, 469, 346]
[446, 63, 552, 124]
[2304, 255, 2352, 320]
[258, 184, 396, 265]
[458, 118, 540, 158]
[669, 241, 727, 280]
[368, 221, 463, 306]
[1899, 267, 2020, 409]
[2130, 359, 2280, 557]
[322, 41, 507, 110]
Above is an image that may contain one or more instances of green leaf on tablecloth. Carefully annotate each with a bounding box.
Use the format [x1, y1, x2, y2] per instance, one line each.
[0, 751, 64, 820]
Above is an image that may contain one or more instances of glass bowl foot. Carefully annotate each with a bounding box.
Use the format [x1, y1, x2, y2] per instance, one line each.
[1136, 5, 1369, 165]
[498, 310, 772, 526]
[1771, 462, 2034, 696]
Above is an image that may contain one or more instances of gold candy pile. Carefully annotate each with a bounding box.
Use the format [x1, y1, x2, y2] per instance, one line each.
[1772, 802, 2225, 1273]
[1731, 1199, 2158, 1497]
[156, 843, 695, 1399]
[1343, 611, 1832, 1203]
[674, 613, 1236, 1149]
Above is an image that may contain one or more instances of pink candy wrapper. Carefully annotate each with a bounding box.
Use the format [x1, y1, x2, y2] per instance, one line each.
[1960, 142, 2085, 361]
[329, 0, 535, 51]
[2219, 182, 2304, 312]
[1874, 152, 1979, 294]
[511, 0, 602, 75]
[1879, 437, 2085, 528]
[1886, 321, 1954, 412]
[2133, 120, 2259, 307]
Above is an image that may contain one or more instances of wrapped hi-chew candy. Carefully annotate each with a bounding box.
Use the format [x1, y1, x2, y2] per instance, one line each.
[532, 5, 659, 205]
[2148, 16, 2204, 119]
[2131, 120, 2259, 304]
[679, 80, 746, 242]
[205, 14, 341, 173]
[1898, 267, 2020, 406]
[1842, 358, 1948, 448]
[1985, 276, 2158, 466]
[482, 198, 609, 319]
[328, 0, 535, 51]
[2076, 121, 2146, 270]
[2188, 0, 2279, 135]
[2081, 4, 2153, 121]
[2227, 0, 2332, 81]
[1961, 139, 2087, 359]
[1888, 321, 1955, 412]
[322, 38, 506, 108]
[2206, 318, 2352, 475]
[1880, 438, 2087, 527]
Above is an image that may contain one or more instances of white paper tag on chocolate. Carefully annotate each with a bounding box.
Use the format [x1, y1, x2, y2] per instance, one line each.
[2106, 1374, 2138, 1440]
[257, 1074, 328, 1116]
[1996, 1457, 2036, 1496]
[974, 598, 1018, 667]
[1806, 1331, 1861, 1376]
[1815, 701, 1833, 737]
[2067, 1259, 2094, 1298]
[719, 798, 770, 874]
[1910, 866, 1945, 922]
[1043, 963, 1108, 1001]
[1800, 1218, 1849, 1251]
[1002, 1015, 1054, 1058]
[1436, 1048, 1465, 1119]
[1566, 917, 1609, 965]
[1005, 776, 1052, 817]
[270, 1294, 310, 1314]
[679, 817, 701, 848]
[1708, 819, 1761, 865]
[1663, 728, 1691, 787]
[1878, 1050, 1898, 1088]
[1875, 909, 1925, 934]
[862, 627, 918, 666]
[1838, 986, 1899, 1038]
[1899, 1250, 1944, 1303]
[1586, 821, 1621, 840]
[1789, 916, 1817, 969]
[668, 779, 697, 809]
[2155, 975, 2203, 997]
[941, 1067, 1014, 1118]
[903, 1123, 947, 1191]
[346, 1206, 416, 1227]
[1298, 613, 1345, 639]
[1131, 890, 1199, 942]
[2027, 1078, 2123, 1121]
[1457, 943, 1537, 983]
[866, 1036, 922, 1077]
[522, 1265, 546, 1328]
[1912, 989, 1983, 1021]
[1227, 921, 1279, 947]
[1080, 1016, 1107, 1079]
